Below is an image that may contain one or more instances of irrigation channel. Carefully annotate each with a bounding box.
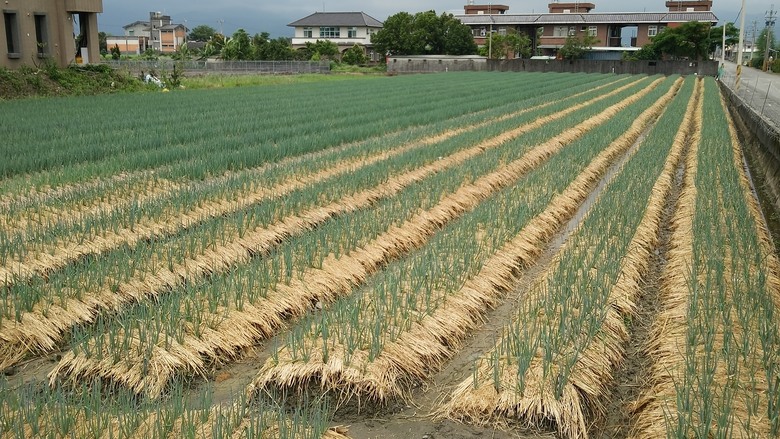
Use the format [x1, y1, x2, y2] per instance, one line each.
[1, 72, 778, 439]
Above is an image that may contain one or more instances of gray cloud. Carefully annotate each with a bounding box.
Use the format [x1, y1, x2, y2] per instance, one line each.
[100, 0, 769, 39]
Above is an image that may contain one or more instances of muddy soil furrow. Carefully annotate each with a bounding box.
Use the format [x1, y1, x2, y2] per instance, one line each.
[591, 133, 688, 439]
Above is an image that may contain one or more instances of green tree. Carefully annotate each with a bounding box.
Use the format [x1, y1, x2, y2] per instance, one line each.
[171, 42, 193, 61]
[249, 32, 270, 59]
[482, 30, 532, 59]
[372, 12, 417, 55]
[342, 44, 368, 65]
[202, 33, 226, 57]
[558, 34, 599, 60]
[188, 25, 217, 42]
[627, 44, 659, 60]
[221, 28, 252, 60]
[648, 21, 711, 60]
[98, 31, 108, 55]
[372, 10, 477, 57]
[305, 40, 339, 60]
[708, 22, 739, 55]
[754, 27, 776, 70]
[259, 38, 294, 60]
[110, 44, 121, 60]
[442, 13, 478, 55]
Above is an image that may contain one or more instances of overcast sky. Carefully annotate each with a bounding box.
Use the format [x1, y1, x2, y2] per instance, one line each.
[99, 1, 774, 39]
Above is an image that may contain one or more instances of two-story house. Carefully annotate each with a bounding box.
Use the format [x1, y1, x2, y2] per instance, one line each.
[1, 0, 103, 68]
[107, 12, 186, 55]
[288, 12, 383, 61]
[457, 1, 718, 60]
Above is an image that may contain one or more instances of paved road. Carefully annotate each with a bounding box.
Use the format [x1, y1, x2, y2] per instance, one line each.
[719, 60, 780, 130]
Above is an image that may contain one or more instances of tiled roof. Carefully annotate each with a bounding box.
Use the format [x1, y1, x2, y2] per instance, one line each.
[123, 20, 150, 29]
[456, 11, 718, 25]
[288, 12, 383, 28]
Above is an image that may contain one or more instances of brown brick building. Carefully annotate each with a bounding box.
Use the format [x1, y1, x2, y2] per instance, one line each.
[2, 0, 103, 68]
[457, 0, 718, 60]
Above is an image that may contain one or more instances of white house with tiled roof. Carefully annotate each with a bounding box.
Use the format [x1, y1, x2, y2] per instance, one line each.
[288, 12, 383, 61]
[457, 1, 718, 59]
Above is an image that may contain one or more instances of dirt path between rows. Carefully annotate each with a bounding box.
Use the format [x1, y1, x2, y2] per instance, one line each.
[330, 110, 657, 439]
[588, 149, 686, 439]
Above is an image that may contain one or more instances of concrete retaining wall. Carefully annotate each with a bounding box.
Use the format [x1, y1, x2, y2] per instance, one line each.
[387, 56, 487, 73]
[721, 82, 780, 164]
[488, 59, 718, 76]
[387, 56, 718, 76]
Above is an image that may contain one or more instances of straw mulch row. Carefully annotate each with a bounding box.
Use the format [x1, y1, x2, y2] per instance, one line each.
[721, 94, 780, 313]
[432, 79, 693, 439]
[0, 169, 143, 209]
[249, 78, 670, 403]
[1, 77, 645, 375]
[43, 80, 648, 396]
[0, 122, 451, 287]
[0, 398, 349, 439]
[632, 83, 780, 439]
[0, 77, 625, 288]
[0, 177, 181, 239]
[126, 403, 350, 439]
[631, 81, 777, 439]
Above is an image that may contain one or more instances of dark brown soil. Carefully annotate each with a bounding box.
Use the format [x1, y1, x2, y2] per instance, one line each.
[588, 143, 687, 439]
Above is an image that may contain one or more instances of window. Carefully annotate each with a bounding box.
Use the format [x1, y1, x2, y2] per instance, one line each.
[498, 27, 507, 36]
[648, 25, 658, 37]
[303, 27, 312, 38]
[320, 27, 340, 38]
[348, 27, 357, 38]
[588, 26, 597, 37]
[569, 26, 576, 36]
[553, 26, 568, 37]
[34, 14, 48, 56]
[3, 11, 20, 58]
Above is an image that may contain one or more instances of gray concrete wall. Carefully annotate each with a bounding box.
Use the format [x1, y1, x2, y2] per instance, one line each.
[720, 81, 780, 244]
[488, 59, 718, 76]
[387, 56, 487, 73]
[387, 56, 718, 76]
[721, 82, 780, 164]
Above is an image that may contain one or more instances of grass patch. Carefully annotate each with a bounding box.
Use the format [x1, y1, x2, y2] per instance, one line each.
[180, 72, 383, 90]
[0, 63, 151, 100]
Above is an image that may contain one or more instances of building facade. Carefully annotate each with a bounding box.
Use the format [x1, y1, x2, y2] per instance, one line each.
[288, 12, 383, 61]
[1, 0, 103, 68]
[457, 1, 718, 60]
[107, 12, 186, 55]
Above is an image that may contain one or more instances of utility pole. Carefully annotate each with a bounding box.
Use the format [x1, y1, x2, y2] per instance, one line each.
[751, 20, 758, 61]
[736, 0, 746, 90]
[488, 2, 493, 59]
[764, 5, 777, 72]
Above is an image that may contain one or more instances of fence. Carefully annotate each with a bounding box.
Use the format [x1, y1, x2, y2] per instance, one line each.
[719, 69, 780, 127]
[102, 60, 331, 75]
